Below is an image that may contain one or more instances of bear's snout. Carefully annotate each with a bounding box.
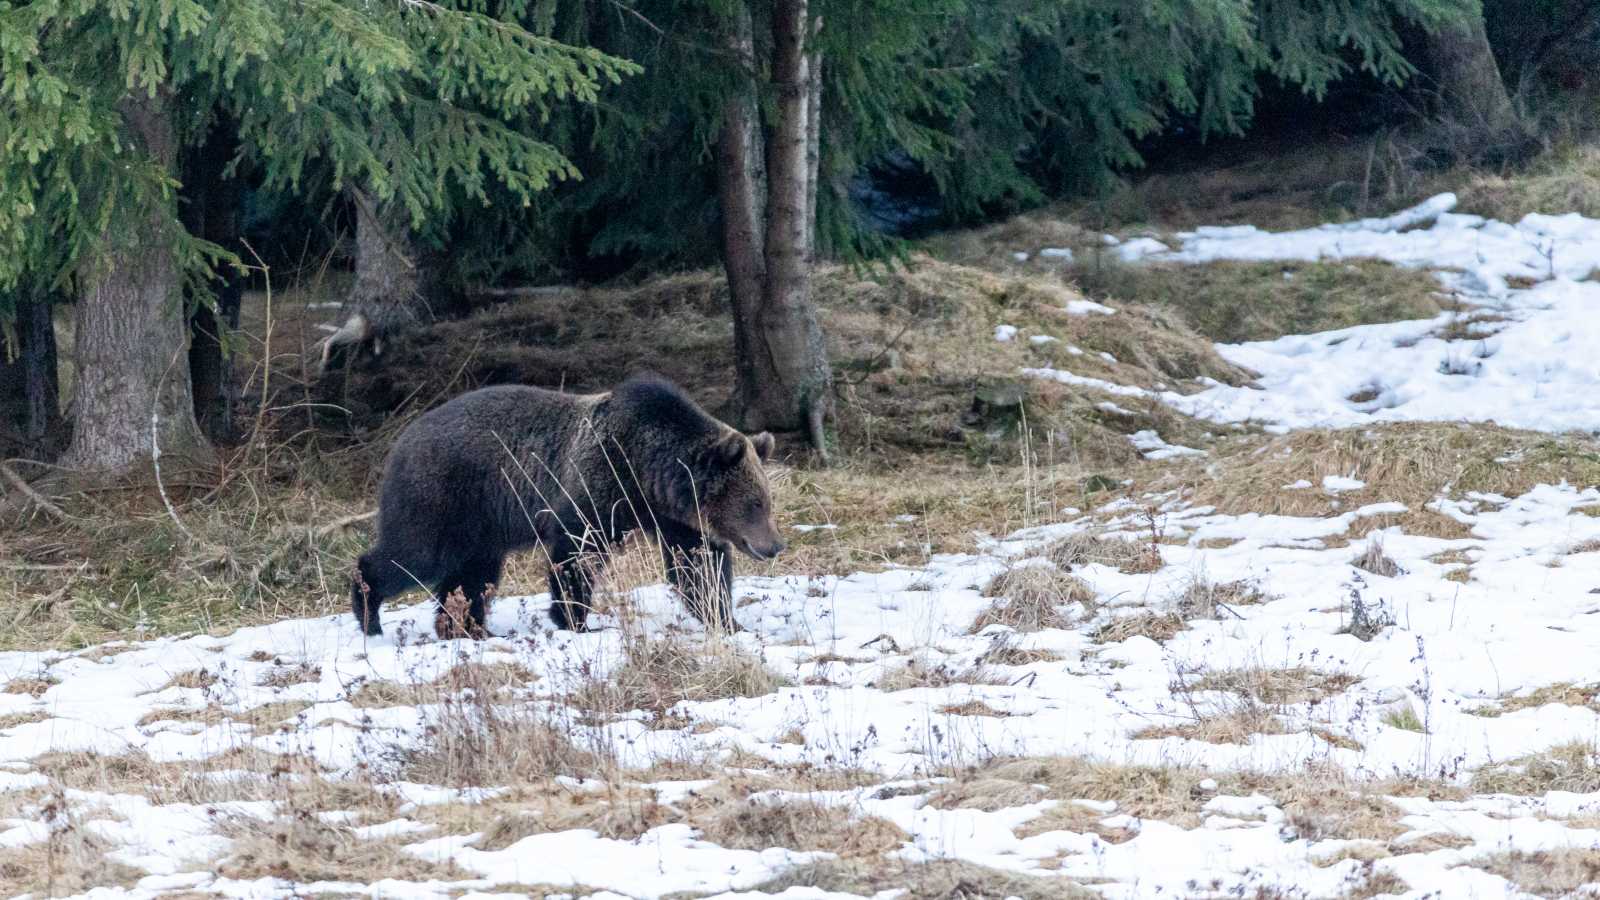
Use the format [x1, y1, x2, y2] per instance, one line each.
[744, 537, 785, 561]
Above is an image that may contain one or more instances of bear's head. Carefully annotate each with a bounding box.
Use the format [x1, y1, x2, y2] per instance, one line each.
[671, 430, 784, 560]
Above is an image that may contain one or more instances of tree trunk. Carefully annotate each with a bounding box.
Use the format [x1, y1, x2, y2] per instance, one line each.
[319, 187, 434, 373]
[182, 112, 244, 444]
[724, 0, 831, 456]
[65, 91, 209, 474]
[1422, 14, 1529, 148]
[719, 4, 769, 427]
[0, 294, 62, 457]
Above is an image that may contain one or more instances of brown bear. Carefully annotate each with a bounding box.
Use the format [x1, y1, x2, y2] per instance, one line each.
[351, 374, 784, 637]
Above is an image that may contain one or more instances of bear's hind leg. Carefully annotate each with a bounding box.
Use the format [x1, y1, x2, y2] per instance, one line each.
[436, 556, 503, 638]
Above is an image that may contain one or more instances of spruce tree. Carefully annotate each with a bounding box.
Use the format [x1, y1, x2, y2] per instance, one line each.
[0, 0, 634, 473]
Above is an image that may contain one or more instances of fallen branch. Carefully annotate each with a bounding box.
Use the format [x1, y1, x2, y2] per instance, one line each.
[0, 462, 70, 524]
[7, 561, 87, 632]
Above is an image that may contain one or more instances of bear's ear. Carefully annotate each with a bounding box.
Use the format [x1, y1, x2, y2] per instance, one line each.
[750, 431, 775, 462]
[710, 431, 746, 468]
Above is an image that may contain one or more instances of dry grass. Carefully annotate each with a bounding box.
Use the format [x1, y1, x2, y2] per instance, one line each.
[397, 658, 608, 788]
[1455, 145, 1600, 223]
[1132, 708, 1290, 744]
[216, 815, 465, 884]
[1039, 532, 1164, 574]
[1062, 256, 1443, 345]
[161, 668, 219, 691]
[1092, 612, 1186, 644]
[417, 781, 670, 847]
[1353, 539, 1403, 578]
[1471, 849, 1600, 899]
[3, 675, 58, 697]
[978, 637, 1064, 667]
[0, 794, 146, 898]
[573, 632, 786, 718]
[1475, 683, 1600, 718]
[693, 797, 907, 857]
[937, 699, 1016, 718]
[1175, 577, 1270, 619]
[0, 709, 50, 730]
[874, 655, 1005, 691]
[971, 564, 1090, 633]
[256, 663, 321, 688]
[1470, 741, 1600, 795]
[931, 756, 1451, 855]
[1157, 423, 1600, 540]
[1191, 667, 1359, 706]
[751, 857, 1098, 899]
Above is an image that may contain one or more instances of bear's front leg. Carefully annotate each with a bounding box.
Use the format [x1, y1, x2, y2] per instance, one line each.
[659, 524, 739, 632]
[547, 535, 601, 631]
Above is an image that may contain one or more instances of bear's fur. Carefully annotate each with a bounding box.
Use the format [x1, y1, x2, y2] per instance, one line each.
[351, 374, 783, 636]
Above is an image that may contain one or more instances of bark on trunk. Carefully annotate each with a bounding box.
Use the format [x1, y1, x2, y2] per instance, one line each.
[182, 113, 244, 444]
[804, 20, 823, 243]
[0, 294, 62, 457]
[719, 5, 769, 424]
[65, 92, 210, 473]
[721, 0, 832, 456]
[1422, 14, 1526, 139]
[319, 187, 434, 373]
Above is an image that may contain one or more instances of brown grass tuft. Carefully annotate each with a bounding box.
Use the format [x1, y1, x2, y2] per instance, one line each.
[752, 857, 1098, 899]
[1471, 849, 1600, 899]
[1093, 611, 1186, 644]
[1470, 741, 1600, 795]
[971, 564, 1091, 633]
[0, 710, 50, 730]
[3, 675, 58, 697]
[1040, 532, 1164, 574]
[874, 656, 1005, 691]
[1191, 667, 1359, 706]
[574, 633, 786, 717]
[217, 815, 465, 884]
[695, 798, 907, 857]
[1132, 708, 1289, 745]
[1353, 539, 1403, 578]
[0, 792, 145, 898]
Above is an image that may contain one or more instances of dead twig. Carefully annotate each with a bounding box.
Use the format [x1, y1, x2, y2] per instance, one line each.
[0, 462, 71, 523]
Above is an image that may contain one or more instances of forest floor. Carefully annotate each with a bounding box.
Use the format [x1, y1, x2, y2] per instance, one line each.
[6, 145, 1600, 898]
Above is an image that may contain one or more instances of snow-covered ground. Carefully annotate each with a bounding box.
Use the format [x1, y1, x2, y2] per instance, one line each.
[7, 200, 1600, 898]
[1030, 193, 1600, 436]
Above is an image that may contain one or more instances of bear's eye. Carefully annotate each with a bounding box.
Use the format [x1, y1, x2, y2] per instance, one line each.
[745, 499, 763, 519]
